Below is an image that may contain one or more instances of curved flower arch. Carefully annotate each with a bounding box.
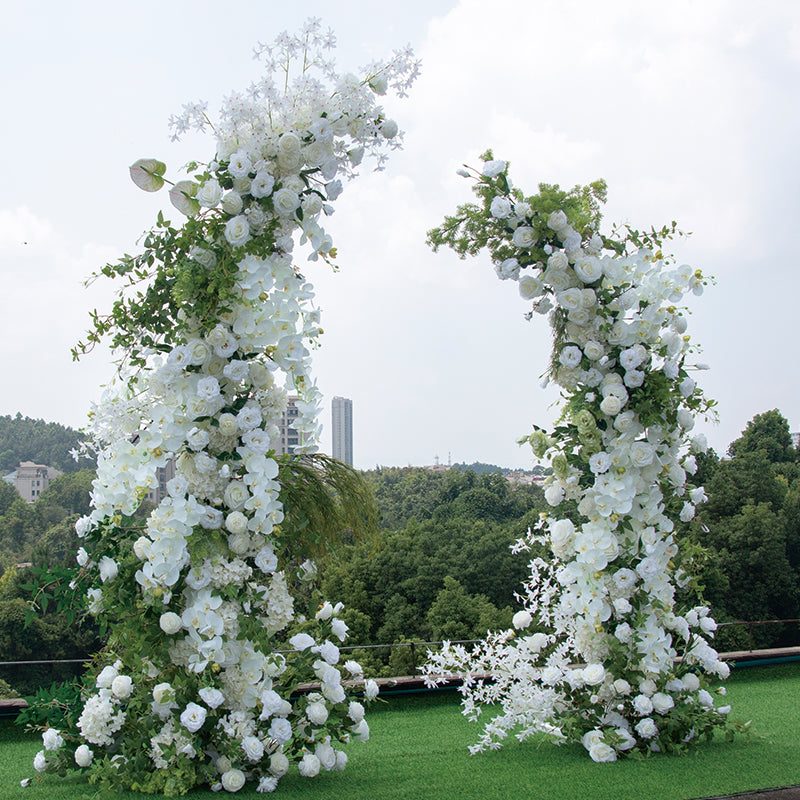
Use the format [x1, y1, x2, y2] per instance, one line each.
[26, 21, 418, 794]
[422, 153, 741, 761]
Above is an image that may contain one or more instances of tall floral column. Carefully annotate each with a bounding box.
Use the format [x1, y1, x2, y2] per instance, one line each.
[25, 21, 418, 795]
[423, 153, 743, 761]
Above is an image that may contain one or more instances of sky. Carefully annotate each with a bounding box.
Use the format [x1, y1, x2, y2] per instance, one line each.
[1, 0, 798, 470]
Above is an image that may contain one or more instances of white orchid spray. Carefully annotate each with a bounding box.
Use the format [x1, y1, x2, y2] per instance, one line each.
[25, 20, 418, 794]
[423, 152, 747, 761]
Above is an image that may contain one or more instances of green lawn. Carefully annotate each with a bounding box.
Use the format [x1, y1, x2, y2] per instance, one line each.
[3, 663, 799, 799]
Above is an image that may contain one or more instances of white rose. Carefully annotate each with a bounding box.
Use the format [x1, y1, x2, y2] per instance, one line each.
[197, 179, 222, 208]
[224, 215, 250, 247]
[490, 196, 512, 219]
[33, 750, 47, 772]
[589, 741, 617, 763]
[241, 735, 264, 762]
[600, 395, 623, 416]
[74, 744, 93, 767]
[350, 719, 370, 742]
[199, 687, 225, 708]
[633, 694, 653, 715]
[269, 751, 290, 777]
[299, 752, 321, 777]
[228, 151, 252, 178]
[224, 481, 250, 511]
[228, 531, 250, 555]
[96, 664, 118, 688]
[111, 675, 133, 699]
[635, 717, 658, 739]
[365, 679, 379, 701]
[582, 663, 605, 686]
[518, 274, 544, 299]
[180, 702, 207, 733]
[290, 633, 315, 651]
[42, 728, 64, 750]
[306, 700, 329, 726]
[98, 556, 118, 583]
[613, 679, 631, 696]
[547, 210, 568, 231]
[331, 617, 349, 641]
[221, 768, 246, 792]
[574, 256, 603, 284]
[651, 692, 675, 715]
[159, 612, 182, 635]
[629, 441, 655, 467]
[225, 511, 249, 535]
[250, 171, 275, 199]
[482, 159, 506, 177]
[153, 683, 173, 704]
[512, 226, 536, 249]
[380, 119, 398, 139]
[348, 701, 365, 722]
[512, 610, 533, 630]
[221, 191, 243, 215]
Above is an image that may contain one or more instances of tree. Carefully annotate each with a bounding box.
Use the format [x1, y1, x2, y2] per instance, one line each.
[728, 409, 796, 463]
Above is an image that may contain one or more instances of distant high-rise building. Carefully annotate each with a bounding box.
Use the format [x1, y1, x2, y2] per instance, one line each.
[331, 396, 353, 466]
[278, 395, 302, 455]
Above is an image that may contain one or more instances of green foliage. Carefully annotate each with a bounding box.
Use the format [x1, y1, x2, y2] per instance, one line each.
[427, 150, 607, 270]
[426, 576, 512, 641]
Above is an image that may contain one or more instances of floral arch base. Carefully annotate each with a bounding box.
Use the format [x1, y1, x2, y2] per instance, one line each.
[422, 154, 744, 762]
[24, 22, 418, 795]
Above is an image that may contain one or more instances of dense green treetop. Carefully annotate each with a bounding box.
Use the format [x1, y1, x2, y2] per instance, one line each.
[0, 414, 94, 474]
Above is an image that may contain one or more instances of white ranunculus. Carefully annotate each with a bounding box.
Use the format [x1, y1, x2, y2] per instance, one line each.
[159, 612, 182, 635]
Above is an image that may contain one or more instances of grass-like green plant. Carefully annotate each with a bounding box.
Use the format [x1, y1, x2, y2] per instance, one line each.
[4, 663, 799, 799]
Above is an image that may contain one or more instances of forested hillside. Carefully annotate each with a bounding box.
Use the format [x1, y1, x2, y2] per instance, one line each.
[0, 409, 798, 694]
[0, 414, 93, 474]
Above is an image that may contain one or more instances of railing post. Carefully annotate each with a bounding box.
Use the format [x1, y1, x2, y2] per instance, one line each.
[411, 642, 416, 675]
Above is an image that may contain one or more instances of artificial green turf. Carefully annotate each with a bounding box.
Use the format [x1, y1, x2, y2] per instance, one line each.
[3, 663, 799, 799]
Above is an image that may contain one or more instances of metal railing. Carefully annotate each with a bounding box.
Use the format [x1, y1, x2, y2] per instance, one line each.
[2, 619, 799, 684]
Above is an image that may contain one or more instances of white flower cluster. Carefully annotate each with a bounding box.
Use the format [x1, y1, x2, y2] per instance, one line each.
[424, 158, 730, 761]
[36, 22, 414, 794]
